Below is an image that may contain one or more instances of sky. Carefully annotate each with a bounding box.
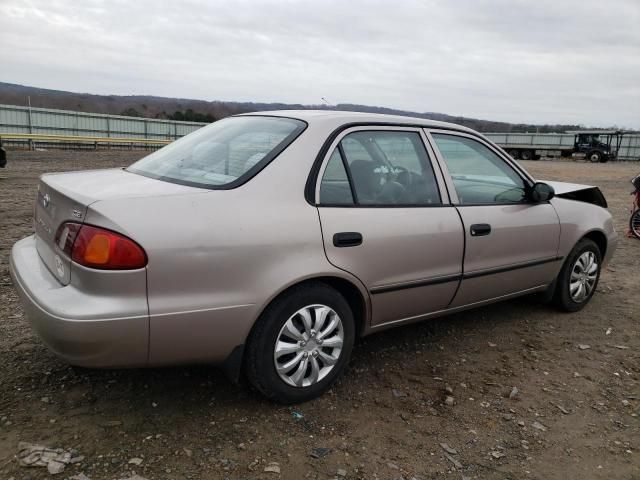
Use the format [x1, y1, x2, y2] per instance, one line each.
[1, 0, 639, 128]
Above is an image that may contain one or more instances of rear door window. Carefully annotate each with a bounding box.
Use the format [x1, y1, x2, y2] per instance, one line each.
[319, 149, 355, 205]
[319, 130, 441, 206]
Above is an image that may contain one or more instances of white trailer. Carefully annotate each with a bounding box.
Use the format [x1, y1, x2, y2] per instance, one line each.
[485, 130, 633, 162]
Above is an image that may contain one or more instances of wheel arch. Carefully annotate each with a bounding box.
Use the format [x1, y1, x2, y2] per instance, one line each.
[256, 276, 369, 337]
[241, 273, 371, 355]
[550, 228, 608, 291]
[223, 274, 370, 384]
[316, 276, 368, 337]
[582, 229, 607, 259]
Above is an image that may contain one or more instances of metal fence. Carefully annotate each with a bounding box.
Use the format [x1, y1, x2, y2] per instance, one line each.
[1, 103, 638, 159]
[484, 133, 640, 161]
[0, 103, 206, 149]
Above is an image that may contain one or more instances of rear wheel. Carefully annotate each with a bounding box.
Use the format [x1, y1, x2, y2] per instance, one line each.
[245, 282, 355, 403]
[630, 209, 640, 239]
[553, 239, 601, 312]
[520, 150, 533, 161]
[507, 149, 520, 160]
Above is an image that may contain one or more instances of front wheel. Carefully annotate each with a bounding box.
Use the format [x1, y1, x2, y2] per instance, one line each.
[553, 239, 601, 312]
[588, 151, 603, 163]
[245, 283, 355, 403]
[630, 209, 640, 239]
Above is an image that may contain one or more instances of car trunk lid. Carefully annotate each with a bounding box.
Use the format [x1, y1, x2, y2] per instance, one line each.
[34, 168, 202, 285]
[35, 179, 88, 285]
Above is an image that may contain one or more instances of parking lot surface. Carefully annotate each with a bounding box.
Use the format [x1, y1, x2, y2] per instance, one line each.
[0, 151, 638, 479]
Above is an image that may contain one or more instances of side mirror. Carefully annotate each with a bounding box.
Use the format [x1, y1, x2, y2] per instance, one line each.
[530, 182, 555, 202]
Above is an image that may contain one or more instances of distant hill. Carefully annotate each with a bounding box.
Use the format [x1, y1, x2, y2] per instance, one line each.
[0, 82, 582, 133]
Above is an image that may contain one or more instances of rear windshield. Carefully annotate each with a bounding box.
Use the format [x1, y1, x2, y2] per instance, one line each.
[128, 116, 306, 188]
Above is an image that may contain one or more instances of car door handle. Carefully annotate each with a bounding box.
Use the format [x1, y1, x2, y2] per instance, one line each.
[470, 224, 491, 236]
[333, 232, 363, 247]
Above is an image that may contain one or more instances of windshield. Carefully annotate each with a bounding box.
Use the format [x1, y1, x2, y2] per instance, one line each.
[128, 116, 306, 188]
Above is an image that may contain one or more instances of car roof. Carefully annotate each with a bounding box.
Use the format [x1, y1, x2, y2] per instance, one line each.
[237, 109, 479, 135]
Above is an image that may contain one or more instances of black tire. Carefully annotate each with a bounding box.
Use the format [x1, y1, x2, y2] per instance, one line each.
[630, 209, 640, 239]
[520, 150, 533, 161]
[588, 150, 602, 163]
[553, 238, 602, 312]
[507, 149, 520, 160]
[245, 282, 355, 404]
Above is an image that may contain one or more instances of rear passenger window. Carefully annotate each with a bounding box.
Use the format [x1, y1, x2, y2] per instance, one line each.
[319, 130, 441, 206]
[319, 149, 354, 205]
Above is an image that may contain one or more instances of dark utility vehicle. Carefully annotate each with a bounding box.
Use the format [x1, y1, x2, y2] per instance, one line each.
[570, 130, 624, 163]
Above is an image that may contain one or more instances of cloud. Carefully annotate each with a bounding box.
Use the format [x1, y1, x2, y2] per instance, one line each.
[1, 0, 638, 127]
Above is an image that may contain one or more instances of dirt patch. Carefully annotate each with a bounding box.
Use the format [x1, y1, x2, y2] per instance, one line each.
[0, 152, 638, 479]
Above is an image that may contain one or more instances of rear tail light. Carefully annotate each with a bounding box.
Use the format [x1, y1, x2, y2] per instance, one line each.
[55, 222, 147, 270]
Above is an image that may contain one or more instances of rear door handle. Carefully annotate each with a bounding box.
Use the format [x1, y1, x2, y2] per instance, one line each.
[470, 224, 491, 236]
[333, 232, 363, 247]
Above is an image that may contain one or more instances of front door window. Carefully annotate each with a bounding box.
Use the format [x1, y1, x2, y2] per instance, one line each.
[431, 134, 527, 204]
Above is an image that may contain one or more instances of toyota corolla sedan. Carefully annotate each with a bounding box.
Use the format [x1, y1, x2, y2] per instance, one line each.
[10, 111, 617, 403]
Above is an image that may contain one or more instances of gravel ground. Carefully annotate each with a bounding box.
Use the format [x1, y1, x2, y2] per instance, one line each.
[0, 151, 638, 480]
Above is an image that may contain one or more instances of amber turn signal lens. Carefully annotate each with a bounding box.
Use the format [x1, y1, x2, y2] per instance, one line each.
[83, 233, 111, 264]
[57, 223, 147, 270]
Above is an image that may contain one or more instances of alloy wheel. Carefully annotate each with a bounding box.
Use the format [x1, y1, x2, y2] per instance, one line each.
[273, 304, 344, 388]
[569, 251, 598, 302]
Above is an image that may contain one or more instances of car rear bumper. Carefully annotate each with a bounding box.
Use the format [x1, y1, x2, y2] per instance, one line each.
[9, 235, 149, 367]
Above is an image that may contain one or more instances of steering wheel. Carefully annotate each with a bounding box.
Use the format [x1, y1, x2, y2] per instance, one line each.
[392, 165, 414, 187]
[378, 180, 406, 204]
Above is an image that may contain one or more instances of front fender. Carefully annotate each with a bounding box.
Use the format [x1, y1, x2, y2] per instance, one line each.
[550, 197, 617, 266]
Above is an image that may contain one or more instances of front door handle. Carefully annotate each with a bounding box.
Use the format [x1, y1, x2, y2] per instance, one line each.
[470, 224, 491, 236]
[333, 232, 363, 247]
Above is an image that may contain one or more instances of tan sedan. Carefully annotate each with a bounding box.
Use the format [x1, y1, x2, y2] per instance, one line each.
[10, 111, 617, 403]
